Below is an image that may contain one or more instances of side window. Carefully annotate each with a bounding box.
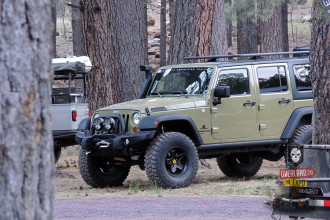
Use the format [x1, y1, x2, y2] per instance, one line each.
[257, 66, 288, 93]
[217, 69, 250, 95]
[293, 64, 312, 91]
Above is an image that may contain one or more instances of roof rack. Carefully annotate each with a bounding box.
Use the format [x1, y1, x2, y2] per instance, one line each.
[184, 51, 310, 61]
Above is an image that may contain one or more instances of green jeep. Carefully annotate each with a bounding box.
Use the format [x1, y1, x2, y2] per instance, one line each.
[76, 51, 313, 188]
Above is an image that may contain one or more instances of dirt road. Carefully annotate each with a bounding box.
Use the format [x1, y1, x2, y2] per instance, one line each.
[54, 196, 278, 220]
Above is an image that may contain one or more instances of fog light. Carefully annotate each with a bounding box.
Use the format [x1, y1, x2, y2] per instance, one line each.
[93, 117, 104, 130]
[103, 118, 115, 130]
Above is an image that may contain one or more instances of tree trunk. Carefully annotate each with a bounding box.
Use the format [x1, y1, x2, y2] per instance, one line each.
[258, 0, 286, 54]
[168, 0, 176, 38]
[281, 2, 289, 53]
[225, 0, 232, 48]
[160, 0, 167, 66]
[0, 0, 54, 219]
[236, 0, 258, 55]
[52, 0, 57, 58]
[168, 0, 227, 64]
[211, 0, 228, 55]
[80, 0, 148, 112]
[71, 0, 85, 56]
[310, 1, 330, 144]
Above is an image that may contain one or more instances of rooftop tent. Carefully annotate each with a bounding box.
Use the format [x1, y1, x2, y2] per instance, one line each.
[52, 56, 92, 74]
[293, 45, 310, 52]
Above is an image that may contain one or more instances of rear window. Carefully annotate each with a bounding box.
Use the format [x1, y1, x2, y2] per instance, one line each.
[293, 64, 312, 91]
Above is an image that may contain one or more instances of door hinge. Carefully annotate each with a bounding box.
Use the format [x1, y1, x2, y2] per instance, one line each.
[258, 104, 266, 111]
[212, 127, 219, 133]
[211, 107, 218, 114]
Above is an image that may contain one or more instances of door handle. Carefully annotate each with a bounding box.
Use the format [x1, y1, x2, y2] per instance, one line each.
[278, 99, 291, 104]
[243, 101, 256, 106]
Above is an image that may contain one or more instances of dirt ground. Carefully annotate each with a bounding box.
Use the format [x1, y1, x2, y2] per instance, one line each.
[55, 146, 285, 199]
[54, 148, 289, 219]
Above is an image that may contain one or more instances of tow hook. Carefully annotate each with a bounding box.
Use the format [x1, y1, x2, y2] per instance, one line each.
[96, 140, 110, 148]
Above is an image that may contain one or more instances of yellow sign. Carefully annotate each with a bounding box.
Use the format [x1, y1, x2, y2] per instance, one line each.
[283, 178, 308, 187]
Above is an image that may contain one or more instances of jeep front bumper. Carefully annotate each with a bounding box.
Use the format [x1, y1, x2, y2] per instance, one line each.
[75, 130, 156, 152]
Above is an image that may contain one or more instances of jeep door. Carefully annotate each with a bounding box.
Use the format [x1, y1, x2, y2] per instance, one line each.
[210, 66, 258, 141]
[254, 63, 293, 137]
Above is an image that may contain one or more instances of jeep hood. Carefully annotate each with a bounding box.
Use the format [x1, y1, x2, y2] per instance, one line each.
[97, 97, 208, 114]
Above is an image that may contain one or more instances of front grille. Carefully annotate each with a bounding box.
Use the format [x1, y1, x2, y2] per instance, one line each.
[122, 114, 129, 132]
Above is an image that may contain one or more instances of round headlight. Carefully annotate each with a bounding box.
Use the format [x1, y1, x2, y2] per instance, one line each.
[103, 118, 115, 130]
[93, 117, 104, 130]
[133, 112, 141, 125]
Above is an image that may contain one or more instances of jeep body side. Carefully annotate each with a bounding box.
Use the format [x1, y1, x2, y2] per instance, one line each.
[76, 52, 313, 188]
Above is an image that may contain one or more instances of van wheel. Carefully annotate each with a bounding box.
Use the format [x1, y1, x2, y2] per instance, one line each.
[54, 146, 61, 164]
[79, 149, 130, 188]
[145, 132, 199, 188]
[217, 154, 263, 177]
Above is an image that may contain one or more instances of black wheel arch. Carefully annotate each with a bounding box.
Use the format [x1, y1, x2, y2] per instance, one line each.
[138, 113, 204, 146]
[77, 117, 91, 131]
[281, 107, 313, 139]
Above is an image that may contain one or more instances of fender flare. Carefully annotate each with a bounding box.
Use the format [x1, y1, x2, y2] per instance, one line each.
[138, 113, 204, 145]
[281, 107, 313, 139]
[77, 117, 91, 131]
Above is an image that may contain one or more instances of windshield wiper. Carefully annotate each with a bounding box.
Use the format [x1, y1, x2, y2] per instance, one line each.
[150, 92, 163, 98]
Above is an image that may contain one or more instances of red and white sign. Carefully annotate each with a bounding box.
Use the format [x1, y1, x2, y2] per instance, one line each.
[280, 168, 316, 179]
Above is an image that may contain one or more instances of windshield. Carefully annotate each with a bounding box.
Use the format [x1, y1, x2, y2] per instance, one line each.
[149, 67, 213, 95]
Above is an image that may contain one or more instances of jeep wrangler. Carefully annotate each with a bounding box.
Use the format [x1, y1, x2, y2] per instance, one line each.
[76, 51, 313, 188]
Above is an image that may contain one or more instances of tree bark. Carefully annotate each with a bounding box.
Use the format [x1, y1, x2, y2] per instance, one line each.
[168, 0, 227, 64]
[0, 0, 54, 219]
[211, 0, 228, 55]
[71, 0, 85, 56]
[52, 0, 57, 58]
[258, 0, 287, 54]
[310, 1, 330, 144]
[160, 0, 167, 66]
[168, 0, 176, 38]
[80, 0, 148, 112]
[281, 2, 289, 53]
[236, 0, 258, 54]
[225, 0, 232, 48]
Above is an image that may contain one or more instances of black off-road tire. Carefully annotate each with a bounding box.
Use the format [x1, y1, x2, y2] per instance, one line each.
[285, 125, 312, 166]
[54, 146, 62, 164]
[78, 149, 130, 188]
[145, 132, 199, 188]
[216, 154, 263, 177]
[290, 125, 312, 145]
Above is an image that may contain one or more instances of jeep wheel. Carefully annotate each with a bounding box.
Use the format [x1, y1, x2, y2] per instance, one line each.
[54, 146, 61, 164]
[145, 132, 199, 188]
[78, 149, 130, 188]
[216, 154, 263, 177]
[290, 125, 312, 145]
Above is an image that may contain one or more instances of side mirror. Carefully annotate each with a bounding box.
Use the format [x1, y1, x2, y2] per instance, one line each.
[214, 86, 230, 98]
[213, 86, 230, 105]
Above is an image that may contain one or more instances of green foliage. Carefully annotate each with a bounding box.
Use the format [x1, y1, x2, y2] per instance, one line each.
[129, 181, 141, 194]
[149, 181, 163, 195]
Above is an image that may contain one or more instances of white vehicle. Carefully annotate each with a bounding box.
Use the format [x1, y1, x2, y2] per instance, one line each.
[51, 56, 92, 163]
